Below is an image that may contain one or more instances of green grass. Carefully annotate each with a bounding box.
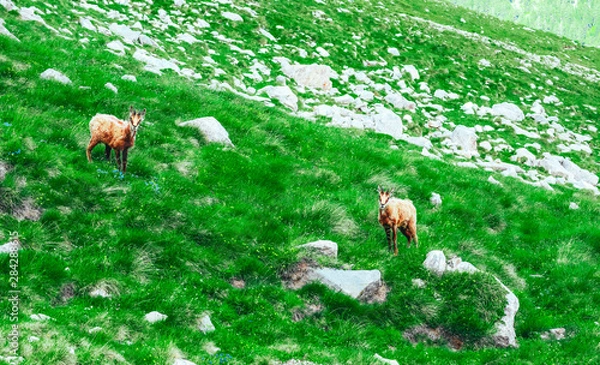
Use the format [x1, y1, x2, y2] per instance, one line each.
[1, 0, 600, 364]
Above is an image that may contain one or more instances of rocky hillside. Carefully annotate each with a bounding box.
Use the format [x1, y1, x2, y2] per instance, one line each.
[1, 0, 599, 364]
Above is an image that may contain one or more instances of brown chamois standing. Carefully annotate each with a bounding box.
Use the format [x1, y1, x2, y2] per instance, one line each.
[377, 186, 418, 255]
[86, 106, 146, 173]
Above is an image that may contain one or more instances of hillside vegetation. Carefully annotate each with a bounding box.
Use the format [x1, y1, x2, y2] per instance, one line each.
[448, 0, 600, 48]
[1, 0, 599, 364]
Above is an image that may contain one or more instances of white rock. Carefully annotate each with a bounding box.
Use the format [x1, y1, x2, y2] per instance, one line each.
[88, 327, 103, 334]
[0, 0, 17, 11]
[106, 40, 126, 55]
[492, 278, 520, 348]
[28, 336, 40, 342]
[308, 268, 381, 299]
[258, 85, 298, 112]
[433, 89, 459, 101]
[423, 250, 446, 276]
[133, 49, 180, 75]
[479, 59, 492, 67]
[374, 354, 399, 365]
[105, 82, 118, 94]
[384, 92, 416, 112]
[109, 23, 140, 44]
[568, 202, 579, 210]
[412, 278, 426, 288]
[543, 95, 560, 104]
[402, 65, 420, 80]
[179, 117, 234, 147]
[198, 314, 215, 333]
[387, 47, 400, 56]
[491, 102, 524, 122]
[40, 69, 72, 84]
[176, 33, 199, 44]
[430, 192, 442, 206]
[259, 28, 277, 42]
[510, 148, 537, 166]
[173, 0, 186, 7]
[479, 141, 492, 152]
[449, 261, 479, 274]
[540, 328, 566, 341]
[30, 313, 52, 321]
[222, 12, 243, 22]
[315, 46, 329, 57]
[79, 17, 96, 32]
[280, 63, 334, 90]
[334, 94, 354, 105]
[299, 240, 338, 258]
[144, 311, 167, 323]
[450, 125, 479, 158]
[0, 18, 19, 42]
[194, 19, 210, 28]
[90, 288, 111, 298]
[372, 106, 404, 139]
[121, 74, 137, 82]
[137, 34, 159, 48]
[400, 136, 432, 149]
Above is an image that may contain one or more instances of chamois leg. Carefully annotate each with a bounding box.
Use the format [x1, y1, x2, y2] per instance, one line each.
[392, 225, 398, 256]
[104, 144, 112, 161]
[408, 219, 418, 248]
[384, 225, 392, 252]
[86, 138, 100, 162]
[122, 148, 128, 173]
[115, 150, 122, 171]
[400, 227, 412, 248]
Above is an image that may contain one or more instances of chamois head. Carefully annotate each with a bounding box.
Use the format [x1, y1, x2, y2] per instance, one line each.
[377, 186, 395, 210]
[128, 106, 146, 135]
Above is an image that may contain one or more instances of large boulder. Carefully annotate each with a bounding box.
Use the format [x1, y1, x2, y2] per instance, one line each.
[257, 85, 298, 112]
[178, 117, 234, 147]
[491, 102, 525, 122]
[450, 125, 479, 158]
[371, 106, 403, 139]
[281, 63, 334, 90]
[423, 250, 446, 276]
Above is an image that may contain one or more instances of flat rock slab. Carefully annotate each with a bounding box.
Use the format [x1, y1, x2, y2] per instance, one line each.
[308, 268, 381, 299]
[179, 117, 234, 147]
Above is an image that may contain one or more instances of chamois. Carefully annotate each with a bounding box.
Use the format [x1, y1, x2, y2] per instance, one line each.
[377, 186, 418, 255]
[86, 106, 146, 173]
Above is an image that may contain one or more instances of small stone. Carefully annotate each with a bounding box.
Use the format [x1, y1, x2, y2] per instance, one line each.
[31, 313, 52, 321]
[40, 69, 72, 84]
[144, 311, 167, 323]
[105, 82, 118, 94]
[412, 278, 426, 288]
[430, 192, 442, 207]
[198, 314, 215, 333]
[569, 202, 579, 210]
[121, 74, 137, 82]
[298, 240, 338, 258]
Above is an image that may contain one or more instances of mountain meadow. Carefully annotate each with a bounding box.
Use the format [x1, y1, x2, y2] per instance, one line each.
[1, 0, 599, 364]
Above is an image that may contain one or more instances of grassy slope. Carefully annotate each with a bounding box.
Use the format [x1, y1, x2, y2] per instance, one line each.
[1, 0, 600, 364]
